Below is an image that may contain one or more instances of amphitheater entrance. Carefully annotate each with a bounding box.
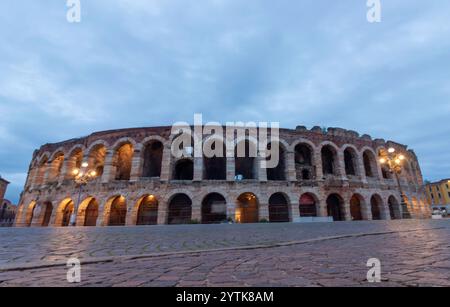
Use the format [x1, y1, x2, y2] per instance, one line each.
[268, 193, 289, 222]
[350, 194, 363, 221]
[236, 193, 259, 223]
[25, 202, 37, 227]
[136, 195, 158, 225]
[173, 159, 194, 180]
[41, 202, 53, 227]
[370, 195, 383, 220]
[388, 196, 401, 220]
[55, 199, 74, 227]
[168, 194, 192, 224]
[82, 198, 99, 226]
[326, 194, 345, 221]
[106, 196, 127, 226]
[299, 193, 317, 217]
[201, 193, 227, 224]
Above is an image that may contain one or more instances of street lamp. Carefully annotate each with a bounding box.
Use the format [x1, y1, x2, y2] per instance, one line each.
[69, 162, 98, 226]
[379, 147, 411, 219]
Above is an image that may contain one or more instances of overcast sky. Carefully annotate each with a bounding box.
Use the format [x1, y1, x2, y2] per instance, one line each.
[1, 1, 449, 203]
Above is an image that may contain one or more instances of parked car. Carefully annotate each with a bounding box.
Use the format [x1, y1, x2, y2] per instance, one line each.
[432, 209, 443, 219]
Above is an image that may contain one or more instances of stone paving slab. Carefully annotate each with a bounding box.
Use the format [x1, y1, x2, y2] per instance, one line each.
[1, 222, 450, 287]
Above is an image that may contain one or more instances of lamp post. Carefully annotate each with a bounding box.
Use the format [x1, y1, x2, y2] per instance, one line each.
[379, 147, 411, 219]
[69, 162, 97, 226]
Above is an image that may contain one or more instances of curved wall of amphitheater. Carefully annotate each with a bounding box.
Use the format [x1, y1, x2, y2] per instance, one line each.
[14, 125, 430, 227]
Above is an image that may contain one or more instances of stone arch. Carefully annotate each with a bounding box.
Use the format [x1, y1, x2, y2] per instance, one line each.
[54, 198, 74, 226]
[31, 201, 53, 227]
[342, 145, 359, 177]
[370, 194, 384, 220]
[268, 192, 290, 222]
[86, 142, 107, 178]
[48, 151, 65, 183]
[362, 149, 378, 178]
[320, 142, 339, 176]
[293, 142, 315, 180]
[326, 193, 345, 221]
[76, 197, 99, 226]
[66, 145, 84, 179]
[168, 193, 192, 224]
[34, 154, 50, 186]
[299, 193, 319, 217]
[133, 194, 159, 225]
[266, 141, 287, 181]
[201, 192, 227, 224]
[387, 195, 401, 220]
[377, 147, 393, 179]
[350, 194, 365, 221]
[235, 139, 258, 180]
[203, 136, 226, 180]
[113, 142, 134, 181]
[103, 195, 127, 226]
[141, 140, 164, 178]
[173, 158, 194, 180]
[236, 192, 259, 223]
[24, 201, 37, 227]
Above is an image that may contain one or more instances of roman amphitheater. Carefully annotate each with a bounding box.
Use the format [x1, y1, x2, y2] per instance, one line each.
[14, 125, 430, 227]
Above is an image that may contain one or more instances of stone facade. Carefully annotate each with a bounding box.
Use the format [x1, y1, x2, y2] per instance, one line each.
[14, 126, 430, 227]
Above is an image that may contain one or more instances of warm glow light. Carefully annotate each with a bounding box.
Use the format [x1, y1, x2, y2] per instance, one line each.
[90, 171, 97, 177]
[388, 148, 395, 153]
[81, 162, 89, 168]
[379, 158, 386, 164]
[399, 155, 405, 160]
[395, 159, 401, 165]
[72, 169, 79, 175]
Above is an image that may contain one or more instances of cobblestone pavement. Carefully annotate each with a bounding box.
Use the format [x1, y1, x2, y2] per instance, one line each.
[1, 220, 450, 286]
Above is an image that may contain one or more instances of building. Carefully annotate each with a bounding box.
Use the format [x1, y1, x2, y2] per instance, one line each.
[14, 125, 429, 227]
[0, 176, 16, 226]
[425, 179, 450, 211]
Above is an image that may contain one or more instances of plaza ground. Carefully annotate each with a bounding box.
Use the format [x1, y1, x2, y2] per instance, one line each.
[0, 219, 449, 286]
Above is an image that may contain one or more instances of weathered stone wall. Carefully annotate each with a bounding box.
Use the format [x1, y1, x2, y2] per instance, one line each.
[14, 126, 430, 227]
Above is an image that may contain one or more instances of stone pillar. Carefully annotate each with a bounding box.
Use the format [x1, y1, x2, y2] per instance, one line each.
[226, 157, 235, 182]
[290, 201, 299, 221]
[318, 201, 328, 217]
[226, 201, 236, 222]
[193, 156, 203, 181]
[314, 151, 324, 180]
[191, 202, 201, 222]
[337, 151, 348, 181]
[101, 150, 115, 183]
[160, 144, 172, 182]
[130, 147, 143, 182]
[343, 202, 352, 221]
[257, 156, 267, 182]
[42, 162, 53, 185]
[259, 203, 269, 221]
[357, 154, 368, 183]
[157, 200, 168, 225]
[286, 151, 297, 182]
[59, 157, 71, 184]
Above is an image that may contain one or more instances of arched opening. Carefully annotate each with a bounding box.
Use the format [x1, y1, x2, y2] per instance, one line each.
[34, 156, 49, 186]
[363, 150, 377, 178]
[203, 140, 226, 180]
[25, 201, 37, 227]
[295, 144, 313, 180]
[350, 194, 363, 221]
[268, 193, 289, 222]
[105, 196, 127, 226]
[49, 153, 64, 182]
[114, 143, 133, 181]
[321, 145, 337, 176]
[173, 159, 194, 180]
[344, 148, 357, 176]
[87, 144, 106, 178]
[142, 141, 163, 178]
[326, 194, 345, 221]
[299, 193, 317, 217]
[55, 199, 74, 227]
[388, 196, 401, 220]
[266, 143, 286, 181]
[136, 195, 158, 225]
[370, 195, 383, 220]
[68, 148, 83, 179]
[236, 193, 259, 223]
[168, 194, 192, 224]
[83, 198, 99, 226]
[235, 140, 256, 180]
[201, 193, 227, 224]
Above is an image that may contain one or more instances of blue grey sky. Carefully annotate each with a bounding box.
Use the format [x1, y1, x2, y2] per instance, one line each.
[1, 1, 449, 203]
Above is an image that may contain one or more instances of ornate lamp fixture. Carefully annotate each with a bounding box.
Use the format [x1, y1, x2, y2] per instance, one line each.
[379, 147, 411, 219]
[69, 162, 97, 226]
